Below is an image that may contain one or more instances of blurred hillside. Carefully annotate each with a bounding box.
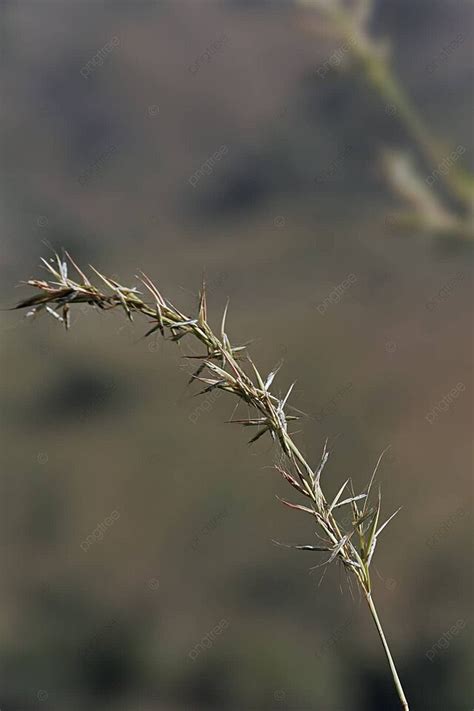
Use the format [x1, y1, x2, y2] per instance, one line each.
[0, 1, 473, 710]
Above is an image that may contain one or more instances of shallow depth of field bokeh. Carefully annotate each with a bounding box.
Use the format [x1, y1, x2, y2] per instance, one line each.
[0, 1, 473, 710]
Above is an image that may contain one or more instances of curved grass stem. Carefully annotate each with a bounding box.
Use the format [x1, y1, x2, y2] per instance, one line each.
[14, 253, 410, 710]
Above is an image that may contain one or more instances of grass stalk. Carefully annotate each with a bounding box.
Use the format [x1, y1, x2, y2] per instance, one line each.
[364, 590, 409, 711]
[301, 0, 474, 238]
[14, 253, 410, 709]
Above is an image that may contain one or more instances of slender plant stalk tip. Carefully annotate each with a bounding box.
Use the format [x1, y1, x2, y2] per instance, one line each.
[15, 253, 410, 710]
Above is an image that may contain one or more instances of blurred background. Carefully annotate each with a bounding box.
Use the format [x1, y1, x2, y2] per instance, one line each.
[0, 0, 473, 709]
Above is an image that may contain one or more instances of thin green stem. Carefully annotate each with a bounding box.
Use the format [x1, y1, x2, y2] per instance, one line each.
[364, 588, 409, 711]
